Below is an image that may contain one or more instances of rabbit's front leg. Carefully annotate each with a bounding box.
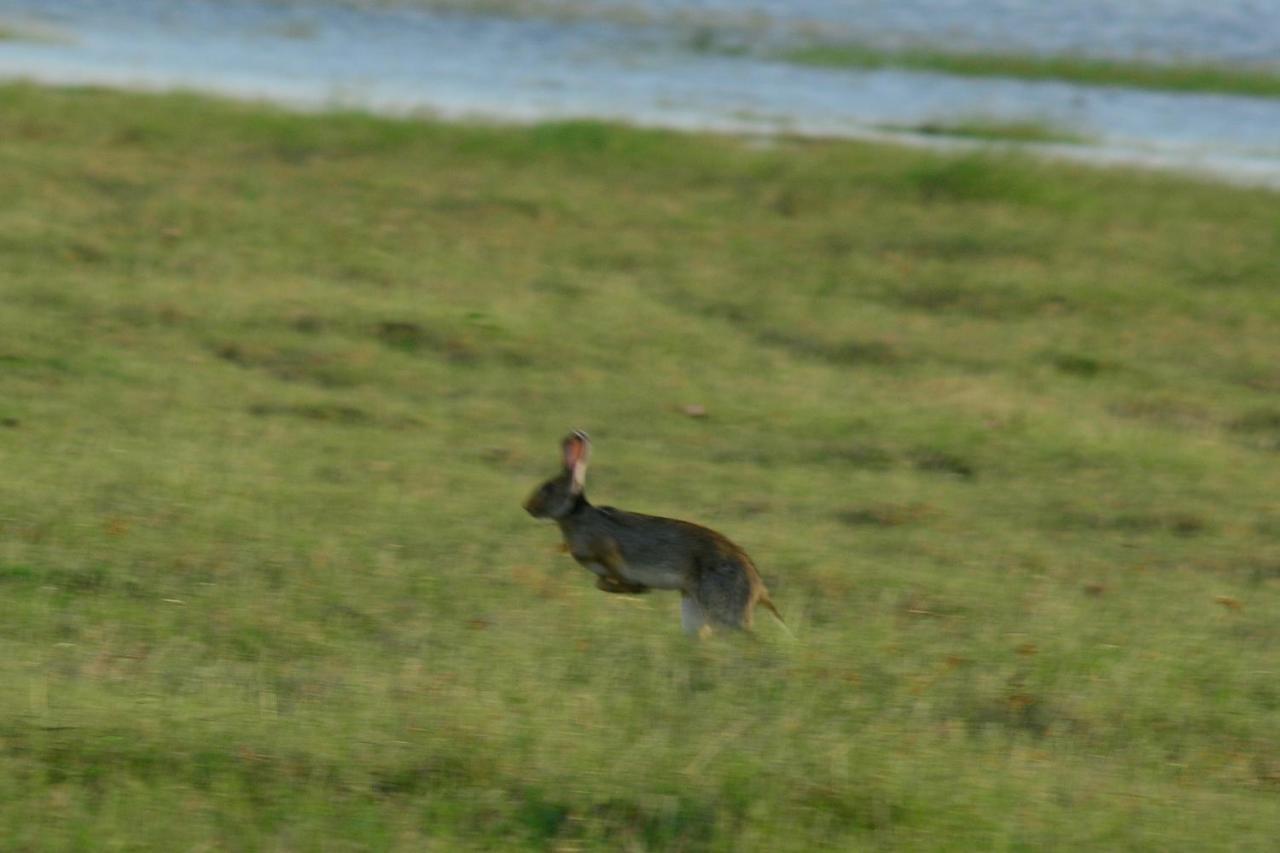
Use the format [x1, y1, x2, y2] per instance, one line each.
[595, 575, 650, 594]
[577, 539, 648, 595]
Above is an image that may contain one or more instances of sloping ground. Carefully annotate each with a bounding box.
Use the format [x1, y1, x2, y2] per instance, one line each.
[778, 44, 1280, 98]
[0, 84, 1277, 849]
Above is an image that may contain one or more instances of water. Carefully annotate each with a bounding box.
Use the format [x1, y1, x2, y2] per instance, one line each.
[2, 0, 1279, 187]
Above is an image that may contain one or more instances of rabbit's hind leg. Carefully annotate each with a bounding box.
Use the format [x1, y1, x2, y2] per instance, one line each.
[681, 594, 711, 637]
[694, 558, 754, 631]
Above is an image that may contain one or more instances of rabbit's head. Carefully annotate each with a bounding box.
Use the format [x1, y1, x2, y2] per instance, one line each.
[523, 430, 591, 519]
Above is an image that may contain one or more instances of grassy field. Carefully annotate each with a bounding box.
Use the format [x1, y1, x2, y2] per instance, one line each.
[778, 44, 1280, 99]
[1, 83, 1278, 850]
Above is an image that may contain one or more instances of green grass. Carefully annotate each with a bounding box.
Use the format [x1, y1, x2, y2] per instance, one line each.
[2, 82, 1279, 849]
[781, 43, 1280, 99]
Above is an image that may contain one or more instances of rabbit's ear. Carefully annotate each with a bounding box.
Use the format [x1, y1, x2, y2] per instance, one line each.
[562, 431, 591, 494]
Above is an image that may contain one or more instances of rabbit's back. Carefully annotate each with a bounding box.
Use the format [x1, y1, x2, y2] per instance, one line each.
[576, 507, 706, 589]
[592, 508, 763, 625]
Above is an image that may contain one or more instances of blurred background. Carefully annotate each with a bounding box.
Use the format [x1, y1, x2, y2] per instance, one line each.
[2, 2, 1279, 850]
[2, 0, 1280, 185]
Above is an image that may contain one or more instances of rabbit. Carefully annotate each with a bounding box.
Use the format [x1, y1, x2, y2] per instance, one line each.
[523, 430, 784, 635]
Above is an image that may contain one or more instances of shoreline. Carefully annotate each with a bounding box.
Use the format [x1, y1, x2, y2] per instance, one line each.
[4, 69, 1280, 193]
[2, 0, 1278, 192]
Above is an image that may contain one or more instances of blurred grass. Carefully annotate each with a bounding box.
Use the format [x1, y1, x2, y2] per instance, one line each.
[1, 83, 1279, 849]
[780, 43, 1280, 99]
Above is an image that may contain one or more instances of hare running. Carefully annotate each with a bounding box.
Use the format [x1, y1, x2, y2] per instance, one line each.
[523, 431, 783, 635]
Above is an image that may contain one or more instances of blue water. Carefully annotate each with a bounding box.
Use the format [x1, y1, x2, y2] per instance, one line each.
[2, 0, 1278, 187]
